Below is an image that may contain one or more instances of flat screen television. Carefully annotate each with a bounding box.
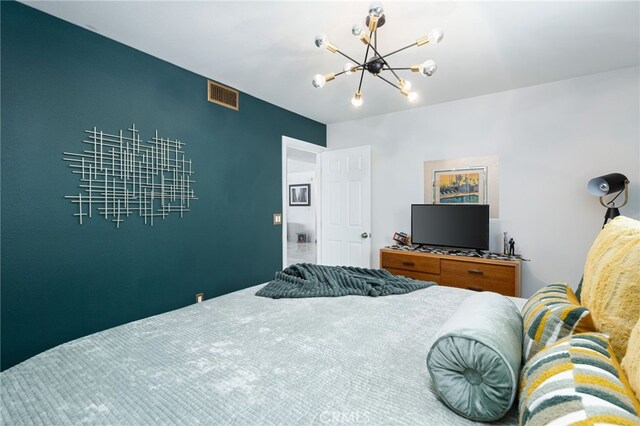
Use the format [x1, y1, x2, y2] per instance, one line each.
[411, 204, 490, 251]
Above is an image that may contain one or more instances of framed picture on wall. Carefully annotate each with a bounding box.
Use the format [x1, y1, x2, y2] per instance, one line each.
[289, 184, 311, 206]
[425, 156, 499, 217]
[433, 166, 487, 204]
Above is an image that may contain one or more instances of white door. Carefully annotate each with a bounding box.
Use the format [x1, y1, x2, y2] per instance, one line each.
[320, 146, 372, 267]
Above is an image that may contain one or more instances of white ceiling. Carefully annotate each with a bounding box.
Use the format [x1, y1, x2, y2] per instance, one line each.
[23, 1, 640, 124]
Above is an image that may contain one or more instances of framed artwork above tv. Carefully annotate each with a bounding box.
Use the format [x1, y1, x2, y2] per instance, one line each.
[424, 156, 499, 218]
[433, 166, 487, 204]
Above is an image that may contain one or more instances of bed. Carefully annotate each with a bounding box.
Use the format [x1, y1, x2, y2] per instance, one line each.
[1, 284, 526, 425]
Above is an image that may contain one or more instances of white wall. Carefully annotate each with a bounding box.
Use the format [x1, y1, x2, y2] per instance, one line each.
[328, 67, 640, 297]
[287, 163, 316, 242]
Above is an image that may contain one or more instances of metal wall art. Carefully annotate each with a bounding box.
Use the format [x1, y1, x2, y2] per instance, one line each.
[63, 124, 197, 228]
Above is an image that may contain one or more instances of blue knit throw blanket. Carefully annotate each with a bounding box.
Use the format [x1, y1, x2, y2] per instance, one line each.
[256, 263, 436, 299]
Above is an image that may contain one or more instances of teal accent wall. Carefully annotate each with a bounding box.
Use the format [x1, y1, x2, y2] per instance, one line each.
[0, 2, 326, 370]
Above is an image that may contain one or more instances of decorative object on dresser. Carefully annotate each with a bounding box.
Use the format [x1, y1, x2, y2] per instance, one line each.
[587, 172, 630, 227]
[392, 231, 410, 245]
[311, 2, 444, 107]
[380, 248, 521, 296]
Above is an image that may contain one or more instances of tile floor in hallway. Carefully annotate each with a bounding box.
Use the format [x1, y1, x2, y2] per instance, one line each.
[287, 242, 317, 265]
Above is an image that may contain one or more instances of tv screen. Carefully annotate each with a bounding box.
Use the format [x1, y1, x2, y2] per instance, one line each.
[411, 204, 489, 250]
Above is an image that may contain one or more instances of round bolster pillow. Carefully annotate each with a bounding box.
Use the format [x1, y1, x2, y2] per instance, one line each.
[426, 292, 523, 422]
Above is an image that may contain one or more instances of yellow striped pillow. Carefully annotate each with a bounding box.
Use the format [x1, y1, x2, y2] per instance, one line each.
[521, 283, 595, 361]
[519, 333, 640, 426]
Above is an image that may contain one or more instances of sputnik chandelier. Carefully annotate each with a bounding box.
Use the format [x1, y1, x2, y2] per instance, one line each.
[312, 2, 443, 108]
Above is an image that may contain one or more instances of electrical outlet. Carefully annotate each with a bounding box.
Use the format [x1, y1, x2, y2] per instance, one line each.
[196, 293, 204, 303]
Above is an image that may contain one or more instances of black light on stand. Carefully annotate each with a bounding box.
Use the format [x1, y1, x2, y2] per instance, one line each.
[587, 173, 630, 228]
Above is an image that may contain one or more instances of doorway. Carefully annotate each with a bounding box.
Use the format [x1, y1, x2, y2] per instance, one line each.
[282, 136, 325, 268]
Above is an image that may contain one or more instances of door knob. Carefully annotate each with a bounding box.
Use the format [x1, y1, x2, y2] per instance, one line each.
[361, 232, 370, 239]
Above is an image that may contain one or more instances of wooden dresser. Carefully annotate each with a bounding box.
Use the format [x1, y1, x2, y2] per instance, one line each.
[380, 248, 521, 297]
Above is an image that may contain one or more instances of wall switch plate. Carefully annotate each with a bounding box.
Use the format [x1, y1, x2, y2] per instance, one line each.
[273, 213, 282, 225]
[196, 293, 204, 303]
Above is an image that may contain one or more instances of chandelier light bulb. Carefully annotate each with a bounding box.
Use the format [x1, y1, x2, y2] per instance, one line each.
[408, 92, 418, 102]
[352, 23, 364, 37]
[368, 2, 384, 18]
[402, 80, 412, 90]
[351, 91, 363, 107]
[343, 63, 355, 75]
[312, 74, 326, 88]
[420, 59, 437, 77]
[427, 28, 444, 44]
[314, 34, 327, 49]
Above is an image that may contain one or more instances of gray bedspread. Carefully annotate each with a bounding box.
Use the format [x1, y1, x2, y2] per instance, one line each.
[256, 264, 435, 298]
[1, 284, 525, 425]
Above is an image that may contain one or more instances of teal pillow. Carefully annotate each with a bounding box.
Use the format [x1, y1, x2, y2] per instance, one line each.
[426, 292, 523, 421]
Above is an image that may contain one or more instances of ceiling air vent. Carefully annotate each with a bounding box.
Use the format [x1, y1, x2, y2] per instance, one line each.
[207, 80, 239, 111]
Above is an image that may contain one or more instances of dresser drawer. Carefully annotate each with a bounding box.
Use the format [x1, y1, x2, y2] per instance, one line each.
[440, 259, 517, 296]
[380, 251, 440, 274]
[385, 267, 440, 283]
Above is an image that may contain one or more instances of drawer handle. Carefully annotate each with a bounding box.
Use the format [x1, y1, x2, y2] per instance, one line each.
[402, 261, 415, 266]
[467, 286, 483, 292]
[467, 269, 484, 275]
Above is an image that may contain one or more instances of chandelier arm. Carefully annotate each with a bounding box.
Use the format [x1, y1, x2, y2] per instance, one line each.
[376, 74, 402, 90]
[334, 66, 362, 77]
[336, 50, 363, 67]
[383, 67, 412, 71]
[357, 34, 373, 93]
[356, 62, 367, 93]
[378, 42, 418, 62]
[386, 66, 401, 82]
[360, 57, 377, 68]
[366, 43, 401, 81]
